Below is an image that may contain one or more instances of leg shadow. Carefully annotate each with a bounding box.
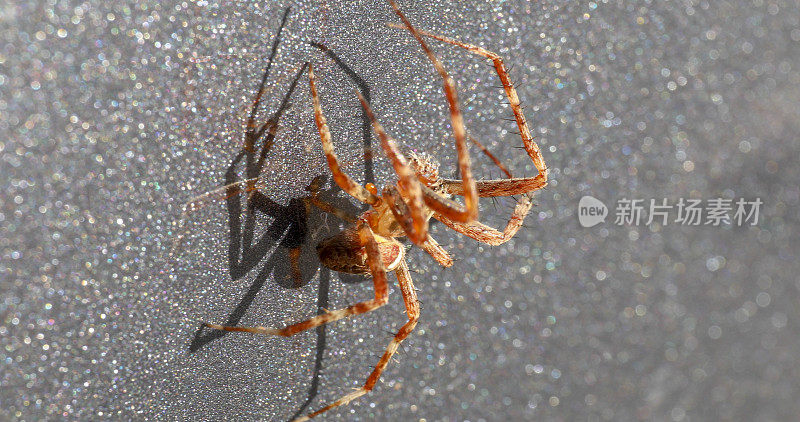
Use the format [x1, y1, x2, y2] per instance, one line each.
[186, 14, 376, 420]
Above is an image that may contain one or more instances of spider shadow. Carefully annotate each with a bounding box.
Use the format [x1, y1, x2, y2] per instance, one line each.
[185, 12, 377, 419]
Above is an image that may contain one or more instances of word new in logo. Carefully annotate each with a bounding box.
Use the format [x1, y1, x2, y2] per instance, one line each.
[578, 195, 608, 227]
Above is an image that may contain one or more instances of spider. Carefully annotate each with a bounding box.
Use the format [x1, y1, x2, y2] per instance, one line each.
[203, 1, 548, 420]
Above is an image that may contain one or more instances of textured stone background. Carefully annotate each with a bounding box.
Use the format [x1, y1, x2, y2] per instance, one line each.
[2, 0, 799, 420]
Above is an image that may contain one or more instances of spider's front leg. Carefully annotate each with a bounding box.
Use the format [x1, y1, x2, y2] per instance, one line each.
[388, 16, 548, 181]
[427, 168, 546, 247]
[388, 5, 552, 246]
[433, 198, 533, 246]
[432, 175, 546, 246]
[388, 0, 479, 223]
[354, 91, 429, 245]
[309, 65, 380, 207]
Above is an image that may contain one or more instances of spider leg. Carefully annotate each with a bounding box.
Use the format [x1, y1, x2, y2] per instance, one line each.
[412, 178, 538, 246]
[433, 195, 534, 246]
[289, 246, 303, 288]
[297, 259, 419, 422]
[386, 23, 549, 180]
[168, 174, 264, 256]
[469, 135, 512, 179]
[433, 176, 544, 246]
[383, 185, 453, 267]
[415, 175, 538, 247]
[203, 219, 389, 337]
[381, 185, 418, 242]
[355, 92, 428, 244]
[309, 65, 380, 206]
[388, 0, 479, 223]
[441, 175, 547, 197]
[420, 234, 454, 268]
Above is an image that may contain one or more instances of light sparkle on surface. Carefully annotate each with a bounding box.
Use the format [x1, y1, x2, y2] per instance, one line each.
[2, 0, 799, 421]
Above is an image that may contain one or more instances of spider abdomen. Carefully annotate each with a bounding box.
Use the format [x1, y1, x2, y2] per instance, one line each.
[316, 227, 405, 274]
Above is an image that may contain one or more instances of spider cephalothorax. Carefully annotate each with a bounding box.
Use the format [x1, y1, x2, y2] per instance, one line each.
[407, 150, 440, 186]
[204, 1, 548, 420]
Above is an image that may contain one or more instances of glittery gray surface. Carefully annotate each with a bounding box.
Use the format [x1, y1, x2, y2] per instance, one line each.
[3, 0, 799, 420]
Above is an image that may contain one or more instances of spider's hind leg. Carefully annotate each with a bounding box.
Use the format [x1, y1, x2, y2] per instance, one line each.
[298, 259, 420, 422]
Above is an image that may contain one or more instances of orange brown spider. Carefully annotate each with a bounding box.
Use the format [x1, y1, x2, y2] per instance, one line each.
[203, 1, 548, 419]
